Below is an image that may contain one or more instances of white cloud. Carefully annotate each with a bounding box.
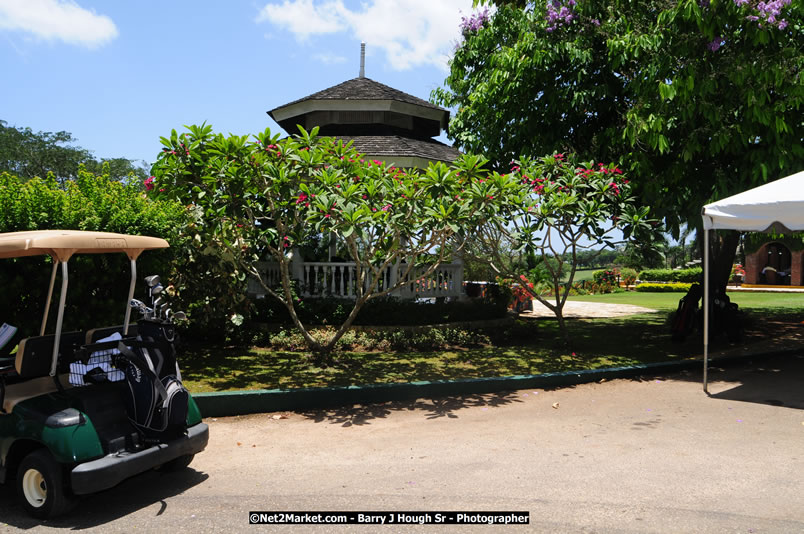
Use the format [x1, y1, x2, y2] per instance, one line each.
[256, 0, 346, 40]
[0, 0, 117, 48]
[256, 0, 474, 71]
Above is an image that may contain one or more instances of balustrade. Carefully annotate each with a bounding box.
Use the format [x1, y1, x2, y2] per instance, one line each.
[248, 261, 464, 299]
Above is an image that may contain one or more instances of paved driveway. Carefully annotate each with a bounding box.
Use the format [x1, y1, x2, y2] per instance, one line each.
[1, 354, 802, 533]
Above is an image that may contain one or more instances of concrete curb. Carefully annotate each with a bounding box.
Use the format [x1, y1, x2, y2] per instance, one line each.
[192, 349, 798, 417]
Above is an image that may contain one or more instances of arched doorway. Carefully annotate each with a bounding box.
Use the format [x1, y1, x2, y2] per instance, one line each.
[762, 242, 792, 285]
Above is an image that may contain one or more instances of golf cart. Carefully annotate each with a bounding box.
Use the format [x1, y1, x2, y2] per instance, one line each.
[0, 230, 208, 518]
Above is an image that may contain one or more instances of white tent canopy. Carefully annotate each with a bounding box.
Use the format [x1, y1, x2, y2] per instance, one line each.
[700, 170, 804, 391]
[703, 170, 804, 232]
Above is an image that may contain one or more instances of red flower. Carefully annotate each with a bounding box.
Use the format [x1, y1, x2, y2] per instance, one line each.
[144, 177, 155, 191]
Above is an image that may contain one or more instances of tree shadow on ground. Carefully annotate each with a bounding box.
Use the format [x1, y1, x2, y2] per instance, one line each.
[0, 467, 208, 529]
[299, 391, 524, 426]
[597, 352, 804, 410]
[296, 352, 804, 426]
[180, 310, 804, 397]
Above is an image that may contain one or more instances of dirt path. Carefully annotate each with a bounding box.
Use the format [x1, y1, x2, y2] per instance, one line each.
[524, 300, 658, 318]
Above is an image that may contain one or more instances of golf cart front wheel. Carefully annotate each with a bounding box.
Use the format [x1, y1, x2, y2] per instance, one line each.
[16, 449, 76, 518]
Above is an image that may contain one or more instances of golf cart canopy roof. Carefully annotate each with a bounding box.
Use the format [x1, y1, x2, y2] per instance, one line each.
[0, 230, 169, 261]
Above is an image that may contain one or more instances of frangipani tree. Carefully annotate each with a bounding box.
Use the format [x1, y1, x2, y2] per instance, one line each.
[150, 124, 513, 360]
[470, 153, 657, 342]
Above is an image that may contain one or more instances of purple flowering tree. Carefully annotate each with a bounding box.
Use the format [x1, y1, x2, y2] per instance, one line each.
[433, 0, 803, 293]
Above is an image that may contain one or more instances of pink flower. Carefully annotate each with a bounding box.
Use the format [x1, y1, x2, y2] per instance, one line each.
[382, 204, 392, 211]
[144, 177, 155, 191]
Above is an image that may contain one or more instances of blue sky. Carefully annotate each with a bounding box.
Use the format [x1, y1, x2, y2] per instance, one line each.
[1, 0, 475, 167]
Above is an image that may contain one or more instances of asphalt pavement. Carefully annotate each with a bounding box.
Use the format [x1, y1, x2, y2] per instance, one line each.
[1, 353, 802, 533]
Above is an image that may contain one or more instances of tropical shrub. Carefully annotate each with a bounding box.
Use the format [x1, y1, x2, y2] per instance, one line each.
[592, 268, 619, 285]
[635, 282, 692, 293]
[264, 325, 491, 352]
[638, 268, 702, 283]
[256, 295, 507, 326]
[619, 267, 638, 286]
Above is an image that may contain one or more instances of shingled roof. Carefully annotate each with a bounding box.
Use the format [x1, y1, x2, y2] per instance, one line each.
[278, 77, 444, 112]
[268, 60, 460, 168]
[335, 135, 461, 163]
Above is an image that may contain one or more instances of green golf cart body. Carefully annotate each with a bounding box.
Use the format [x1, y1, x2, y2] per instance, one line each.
[0, 230, 208, 518]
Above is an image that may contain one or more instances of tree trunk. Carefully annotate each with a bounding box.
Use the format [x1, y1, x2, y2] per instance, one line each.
[705, 229, 740, 294]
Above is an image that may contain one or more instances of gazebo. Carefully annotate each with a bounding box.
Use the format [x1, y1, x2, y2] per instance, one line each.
[268, 43, 460, 170]
[253, 45, 465, 301]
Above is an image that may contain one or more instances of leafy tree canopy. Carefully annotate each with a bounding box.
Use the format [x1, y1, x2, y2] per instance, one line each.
[434, 0, 803, 237]
[0, 120, 149, 183]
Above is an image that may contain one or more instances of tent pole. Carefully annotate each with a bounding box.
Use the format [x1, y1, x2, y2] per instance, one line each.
[703, 228, 709, 393]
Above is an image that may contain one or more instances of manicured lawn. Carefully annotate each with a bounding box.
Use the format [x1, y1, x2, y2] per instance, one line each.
[180, 291, 803, 393]
[181, 328, 663, 393]
[569, 290, 804, 315]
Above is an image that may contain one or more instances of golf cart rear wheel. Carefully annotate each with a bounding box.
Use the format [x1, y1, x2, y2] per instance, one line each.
[16, 449, 76, 518]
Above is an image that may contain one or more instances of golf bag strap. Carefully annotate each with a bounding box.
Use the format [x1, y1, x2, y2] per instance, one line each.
[116, 341, 169, 405]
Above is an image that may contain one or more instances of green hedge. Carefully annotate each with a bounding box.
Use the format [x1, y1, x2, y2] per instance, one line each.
[635, 282, 692, 292]
[638, 267, 701, 283]
[0, 170, 188, 337]
[256, 293, 509, 327]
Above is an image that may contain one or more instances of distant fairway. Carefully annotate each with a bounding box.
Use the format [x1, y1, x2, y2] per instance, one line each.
[563, 268, 599, 283]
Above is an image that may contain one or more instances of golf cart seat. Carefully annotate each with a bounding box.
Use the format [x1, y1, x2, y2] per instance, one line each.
[15, 331, 85, 378]
[1, 334, 83, 413]
[2, 374, 72, 413]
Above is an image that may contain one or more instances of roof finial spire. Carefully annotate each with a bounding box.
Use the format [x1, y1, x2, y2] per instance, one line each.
[359, 42, 366, 78]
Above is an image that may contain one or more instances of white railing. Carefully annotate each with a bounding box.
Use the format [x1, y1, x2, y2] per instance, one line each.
[248, 261, 464, 300]
[247, 262, 281, 296]
[395, 264, 463, 299]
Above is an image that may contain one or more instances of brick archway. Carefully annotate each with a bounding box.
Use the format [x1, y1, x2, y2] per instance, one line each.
[745, 242, 802, 285]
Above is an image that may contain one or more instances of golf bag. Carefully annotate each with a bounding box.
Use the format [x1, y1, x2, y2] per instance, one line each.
[116, 319, 189, 440]
[709, 290, 743, 343]
[671, 283, 702, 342]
